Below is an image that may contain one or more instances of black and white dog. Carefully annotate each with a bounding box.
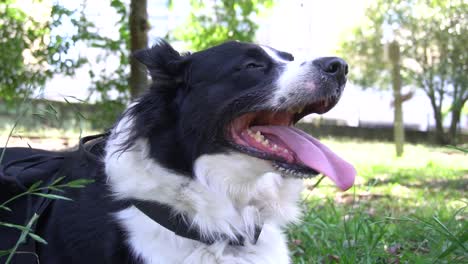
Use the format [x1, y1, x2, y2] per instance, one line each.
[0, 40, 355, 263]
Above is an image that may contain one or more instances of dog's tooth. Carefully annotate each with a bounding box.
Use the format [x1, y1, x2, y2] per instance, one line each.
[253, 132, 264, 142]
[254, 131, 265, 143]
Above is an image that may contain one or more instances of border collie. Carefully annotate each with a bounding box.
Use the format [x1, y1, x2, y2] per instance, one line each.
[0, 40, 356, 264]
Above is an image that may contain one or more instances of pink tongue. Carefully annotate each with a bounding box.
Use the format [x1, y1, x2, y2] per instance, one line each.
[251, 126, 356, 191]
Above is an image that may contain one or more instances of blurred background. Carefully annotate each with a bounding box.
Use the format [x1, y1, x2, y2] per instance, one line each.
[0, 0, 466, 263]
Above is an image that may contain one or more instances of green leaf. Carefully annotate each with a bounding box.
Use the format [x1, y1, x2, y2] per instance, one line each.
[0, 250, 11, 257]
[27, 180, 43, 192]
[5, 213, 40, 263]
[0, 222, 31, 232]
[28, 233, 48, 245]
[64, 179, 95, 188]
[32, 193, 72, 201]
[0, 205, 12, 212]
[51, 176, 66, 186]
[47, 186, 65, 193]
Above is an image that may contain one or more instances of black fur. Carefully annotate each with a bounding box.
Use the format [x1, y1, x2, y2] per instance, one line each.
[0, 40, 295, 263]
[0, 143, 140, 264]
[123, 40, 292, 176]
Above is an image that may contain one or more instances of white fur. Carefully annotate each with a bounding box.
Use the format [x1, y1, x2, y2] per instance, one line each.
[261, 45, 319, 108]
[260, 46, 291, 64]
[105, 116, 305, 263]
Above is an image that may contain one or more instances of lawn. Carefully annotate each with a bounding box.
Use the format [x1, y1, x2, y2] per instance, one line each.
[2, 130, 466, 263]
[288, 139, 467, 263]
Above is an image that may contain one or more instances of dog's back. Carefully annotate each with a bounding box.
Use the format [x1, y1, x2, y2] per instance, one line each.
[0, 139, 139, 264]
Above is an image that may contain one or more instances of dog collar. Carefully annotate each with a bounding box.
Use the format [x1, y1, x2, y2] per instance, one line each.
[131, 199, 262, 246]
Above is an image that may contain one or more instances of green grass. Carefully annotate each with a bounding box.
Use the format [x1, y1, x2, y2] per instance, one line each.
[2, 126, 466, 262]
[289, 139, 467, 264]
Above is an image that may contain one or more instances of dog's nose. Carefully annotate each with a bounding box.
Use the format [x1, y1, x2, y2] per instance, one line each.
[313, 57, 348, 79]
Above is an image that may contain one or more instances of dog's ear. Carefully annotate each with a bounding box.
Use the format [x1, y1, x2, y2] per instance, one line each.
[133, 40, 187, 82]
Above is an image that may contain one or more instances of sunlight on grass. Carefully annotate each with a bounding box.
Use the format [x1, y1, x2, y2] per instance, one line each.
[290, 139, 467, 263]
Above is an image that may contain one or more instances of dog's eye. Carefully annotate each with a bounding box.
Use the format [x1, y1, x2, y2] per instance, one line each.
[244, 62, 265, 69]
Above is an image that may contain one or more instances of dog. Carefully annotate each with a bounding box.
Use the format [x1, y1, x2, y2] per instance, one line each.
[0, 40, 356, 263]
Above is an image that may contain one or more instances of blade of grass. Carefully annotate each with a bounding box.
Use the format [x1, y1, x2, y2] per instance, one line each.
[432, 215, 467, 251]
[0, 222, 32, 232]
[0, 205, 12, 212]
[436, 229, 468, 260]
[5, 213, 39, 264]
[31, 193, 73, 201]
[27, 233, 47, 245]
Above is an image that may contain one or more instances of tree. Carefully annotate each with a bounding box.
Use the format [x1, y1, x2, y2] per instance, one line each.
[172, 0, 273, 51]
[129, 0, 149, 99]
[405, 1, 467, 144]
[0, 1, 89, 103]
[339, 0, 467, 145]
[388, 41, 405, 156]
[0, 0, 135, 128]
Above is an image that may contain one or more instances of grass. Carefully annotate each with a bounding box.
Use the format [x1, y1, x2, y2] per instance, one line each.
[289, 139, 467, 263]
[3, 123, 467, 262]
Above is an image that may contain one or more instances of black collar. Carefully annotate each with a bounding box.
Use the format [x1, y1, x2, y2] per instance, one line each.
[79, 134, 263, 246]
[131, 199, 262, 246]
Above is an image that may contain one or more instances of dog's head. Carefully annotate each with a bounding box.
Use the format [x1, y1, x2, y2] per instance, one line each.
[128, 40, 355, 191]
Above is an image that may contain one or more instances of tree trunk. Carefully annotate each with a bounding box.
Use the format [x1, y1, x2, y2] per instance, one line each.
[428, 94, 447, 145]
[434, 111, 447, 144]
[129, 0, 149, 99]
[448, 101, 462, 145]
[389, 41, 404, 157]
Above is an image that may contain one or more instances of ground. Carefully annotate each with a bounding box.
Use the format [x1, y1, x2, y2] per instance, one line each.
[1, 134, 467, 263]
[289, 139, 467, 264]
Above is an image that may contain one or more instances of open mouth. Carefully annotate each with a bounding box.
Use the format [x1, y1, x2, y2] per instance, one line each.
[227, 97, 356, 191]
